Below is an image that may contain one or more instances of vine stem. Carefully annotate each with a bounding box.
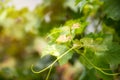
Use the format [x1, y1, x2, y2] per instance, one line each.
[31, 47, 75, 74]
[75, 49, 120, 76]
[45, 66, 52, 80]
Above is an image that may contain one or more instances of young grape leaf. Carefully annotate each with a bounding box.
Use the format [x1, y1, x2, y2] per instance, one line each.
[42, 44, 67, 57]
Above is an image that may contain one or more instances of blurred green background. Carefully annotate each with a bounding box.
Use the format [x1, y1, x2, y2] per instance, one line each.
[0, 0, 82, 80]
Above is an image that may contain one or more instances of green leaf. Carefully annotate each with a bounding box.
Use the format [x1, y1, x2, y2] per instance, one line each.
[81, 69, 97, 80]
[33, 55, 56, 72]
[79, 0, 88, 12]
[79, 54, 93, 69]
[79, 48, 94, 69]
[42, 44, 73, 65]
[57, 45, 74, 65]
[104, 43, 120, 65]
[58, 50, 73, 65]
[75, 0, 88, 12]
[103, 0, 120, 20]
[96, 70, 113, 80]
[75, 0, 81, 5]
[42, 44, 67, 57]
[80, 37, 108, 54]
[93, 55, 110, 69]
[65, 0, 78, 12]
[80, 48, 114, 80]
[74, 21, 88, 34]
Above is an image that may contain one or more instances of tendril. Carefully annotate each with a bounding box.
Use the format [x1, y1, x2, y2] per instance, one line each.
[31, 47, 74, 74]
[75, 49, 120, 76]
[45, 66, 52, 80]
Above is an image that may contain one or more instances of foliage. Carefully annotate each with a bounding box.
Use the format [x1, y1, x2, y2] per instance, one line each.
[32, 0, 120, 80]
[0, 0, 120, 80]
